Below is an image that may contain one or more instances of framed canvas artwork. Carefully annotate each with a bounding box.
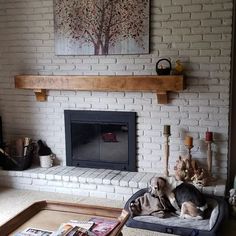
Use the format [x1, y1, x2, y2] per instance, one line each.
[54, 0, 150, 55]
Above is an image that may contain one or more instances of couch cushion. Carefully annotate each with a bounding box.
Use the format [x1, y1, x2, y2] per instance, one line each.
[133, 198, 218, 231]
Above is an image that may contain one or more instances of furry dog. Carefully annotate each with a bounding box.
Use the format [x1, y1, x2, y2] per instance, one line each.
[147, 177, 208, 219]
[167, 182, 208, 220]
[129, 176, 207, 220]
[149, 176, 168, 197]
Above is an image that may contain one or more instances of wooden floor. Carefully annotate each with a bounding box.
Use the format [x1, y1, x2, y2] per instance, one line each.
[218, 218, 236, 236]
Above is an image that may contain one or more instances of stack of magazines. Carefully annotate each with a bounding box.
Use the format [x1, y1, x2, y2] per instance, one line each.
[14, 217, 120, 236]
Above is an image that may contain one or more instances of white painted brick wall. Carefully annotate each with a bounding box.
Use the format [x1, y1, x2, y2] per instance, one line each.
[0, 0, 233, 180]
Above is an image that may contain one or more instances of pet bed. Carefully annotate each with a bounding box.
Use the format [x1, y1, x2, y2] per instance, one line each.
[124, 188, 228, 236]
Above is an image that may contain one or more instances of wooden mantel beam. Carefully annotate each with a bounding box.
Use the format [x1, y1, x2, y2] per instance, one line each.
[14, 75, 185, 104]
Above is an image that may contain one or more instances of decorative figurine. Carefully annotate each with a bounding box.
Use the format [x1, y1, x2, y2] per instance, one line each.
[174, 60, 184, 75]
[228, 189, 236, 217]
[174, 156, 191, 181]
[174, 136, 210, 186]
[191, 167, 209, 187]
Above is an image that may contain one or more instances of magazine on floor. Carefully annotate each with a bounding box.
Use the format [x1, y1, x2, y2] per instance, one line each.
[14, 217, 119, 236]
[51, 220, 95, 236]
[14, 227, 53, 236]
[89, 217, 120, 236]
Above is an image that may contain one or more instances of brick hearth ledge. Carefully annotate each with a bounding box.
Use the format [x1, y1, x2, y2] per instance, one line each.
[0, 166, 226, 201]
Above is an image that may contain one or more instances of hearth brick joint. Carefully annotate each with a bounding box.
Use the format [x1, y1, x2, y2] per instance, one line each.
[14, 75, 185, 104]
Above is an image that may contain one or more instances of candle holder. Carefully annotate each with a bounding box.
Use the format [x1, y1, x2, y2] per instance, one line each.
[206, 140, 212, 176]
[185, 144, 193, 163]
[205, 131, 214, 178]
[164, 133, 170, 177]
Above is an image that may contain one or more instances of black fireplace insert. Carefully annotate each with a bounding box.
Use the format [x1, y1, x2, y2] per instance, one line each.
[64, 110, 136, 171]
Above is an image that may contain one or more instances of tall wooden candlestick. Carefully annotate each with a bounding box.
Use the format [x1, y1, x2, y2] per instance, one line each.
[163, 125, 171, 177]
[205, 131, 213, 175]
[184, 136, 193, 162]
[185, 144, 193, 162]
[164, 134, 170, 177]
[206, 141, 212, 175]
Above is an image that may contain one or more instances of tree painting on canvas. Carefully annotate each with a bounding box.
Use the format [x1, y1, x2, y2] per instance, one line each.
[54, 0, 149, 55]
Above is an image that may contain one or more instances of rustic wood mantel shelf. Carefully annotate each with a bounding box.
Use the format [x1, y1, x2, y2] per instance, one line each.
[14, 75, 185, 104]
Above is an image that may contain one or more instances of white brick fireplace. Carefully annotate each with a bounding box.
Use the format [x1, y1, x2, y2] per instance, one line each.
[0, 0, 233, 196]
[0, 167, 226, 201]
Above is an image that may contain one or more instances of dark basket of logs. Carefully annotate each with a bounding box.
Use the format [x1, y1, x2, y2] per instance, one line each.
[0, 139, 36, 171]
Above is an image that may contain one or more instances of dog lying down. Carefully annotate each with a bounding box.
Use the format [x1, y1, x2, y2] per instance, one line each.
[130, 177, 208, 220]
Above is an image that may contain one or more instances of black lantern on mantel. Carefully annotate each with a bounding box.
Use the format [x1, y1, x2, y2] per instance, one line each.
[156, 58, 172, 75]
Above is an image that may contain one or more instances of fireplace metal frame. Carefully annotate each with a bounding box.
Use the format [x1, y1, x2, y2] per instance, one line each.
[64, 110, 136, 171]
[229, 0, 236, 190]
[0, 117, 3, 148]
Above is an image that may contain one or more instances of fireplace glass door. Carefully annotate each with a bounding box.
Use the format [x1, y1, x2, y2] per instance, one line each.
[65, 110, 136, 171]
